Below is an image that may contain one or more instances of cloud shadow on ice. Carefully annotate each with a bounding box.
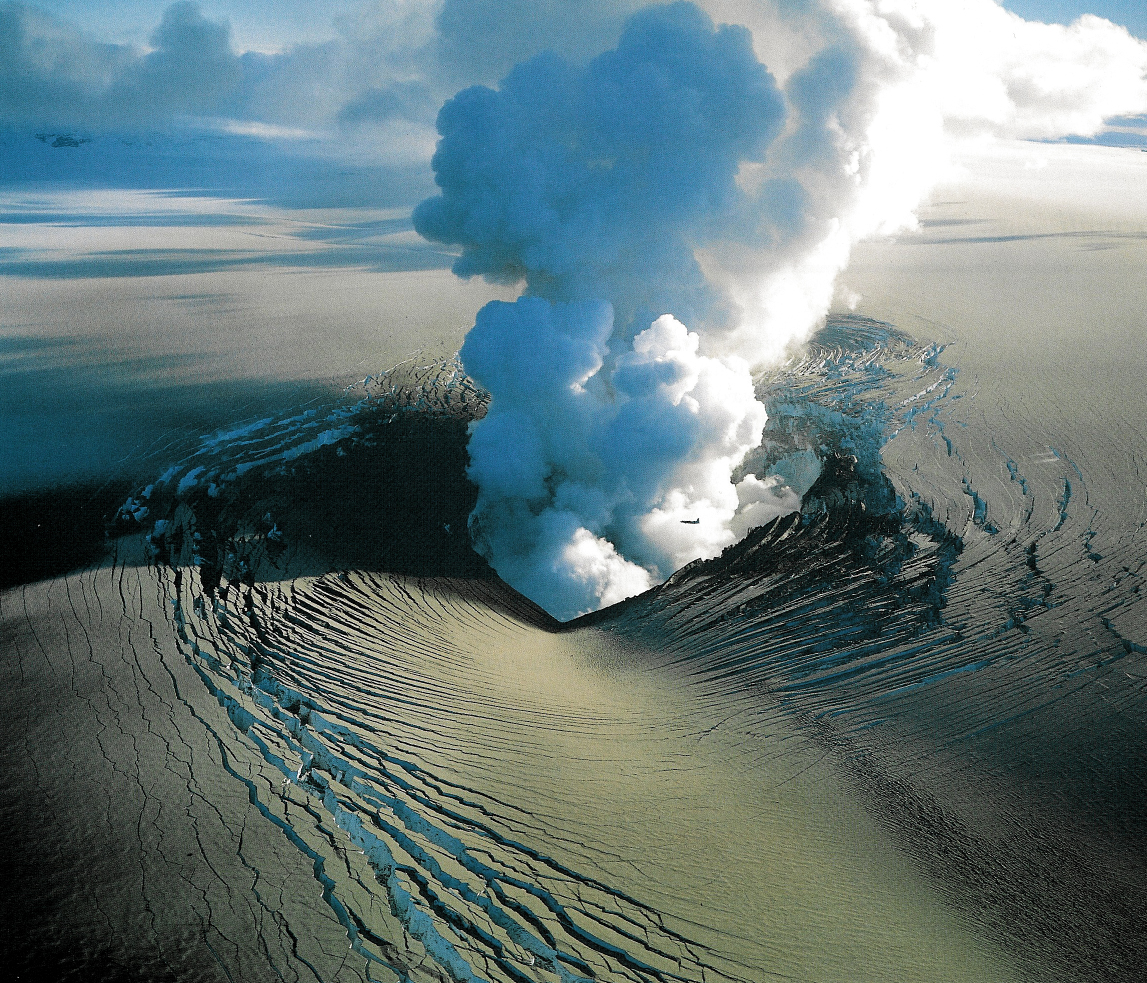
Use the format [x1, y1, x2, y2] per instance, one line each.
[0, 347, 343, 498]
[0, 243, 456, 279]
[0, 129, 437, 211]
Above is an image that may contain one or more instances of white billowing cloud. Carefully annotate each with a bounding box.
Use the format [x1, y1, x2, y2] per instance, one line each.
[628, 315, 770, 574]
[415, 2, 786, 331]
[730, 473, 804, 540]
[460, 300, 773, 621]
[561, 529, 653, 612]
[421, 5, 790, 617]
[416, 1, 1147, 617]
[716, 0, 1147, 364]
[891, 4, 1147, 139]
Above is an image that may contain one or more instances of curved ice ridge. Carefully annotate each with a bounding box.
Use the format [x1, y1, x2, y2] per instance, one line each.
[168, 569, 742, 983]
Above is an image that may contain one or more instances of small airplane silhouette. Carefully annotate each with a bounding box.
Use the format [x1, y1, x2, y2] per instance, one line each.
[680, 518, 700, 524]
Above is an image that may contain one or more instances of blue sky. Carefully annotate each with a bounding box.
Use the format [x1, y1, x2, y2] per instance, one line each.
[18, 1, 354, 51]
[23, 2, 1147, 48]
[1005, 2, 1146, 36]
